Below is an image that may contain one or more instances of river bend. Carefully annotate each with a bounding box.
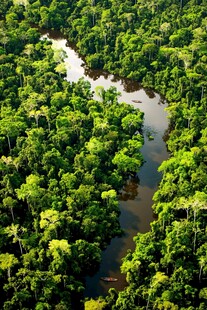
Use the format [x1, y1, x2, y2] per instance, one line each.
[41, 30, 169, 297]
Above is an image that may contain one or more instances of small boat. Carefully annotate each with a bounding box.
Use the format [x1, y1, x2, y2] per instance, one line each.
[100, 277, 118, 282]
[132, 99, 142, 103]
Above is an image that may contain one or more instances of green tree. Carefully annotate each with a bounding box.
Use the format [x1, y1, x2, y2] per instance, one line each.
[0, 106, 26, 151]
[47, 239, 71, 273]
[0, 253, 18, 279]
[16, 174, 45, 214]
[5, 224, 26, 255]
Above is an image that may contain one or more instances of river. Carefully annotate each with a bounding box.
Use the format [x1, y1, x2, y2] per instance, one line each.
[41, 30, 169, 298]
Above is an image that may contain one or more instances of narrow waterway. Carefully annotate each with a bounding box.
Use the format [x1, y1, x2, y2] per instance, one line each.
[41, 31, 169, 298]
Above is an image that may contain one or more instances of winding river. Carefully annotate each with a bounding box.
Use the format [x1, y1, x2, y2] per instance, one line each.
[41, 30, 169, 298]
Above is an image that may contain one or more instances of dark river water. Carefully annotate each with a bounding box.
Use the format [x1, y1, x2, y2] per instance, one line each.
[41, 31, 169, 298]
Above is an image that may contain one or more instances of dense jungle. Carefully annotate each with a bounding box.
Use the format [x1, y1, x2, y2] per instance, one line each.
[0, 0, 207, 309]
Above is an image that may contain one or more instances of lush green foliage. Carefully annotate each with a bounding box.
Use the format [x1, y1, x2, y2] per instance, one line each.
[0, 8, 144, 309]
[1, 0, 207, 309]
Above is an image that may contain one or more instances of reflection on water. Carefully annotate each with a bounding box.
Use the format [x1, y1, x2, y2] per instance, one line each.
[119, 176, 140, 201]
[83, 66, 112, 81]
[40, 29, 169, 298]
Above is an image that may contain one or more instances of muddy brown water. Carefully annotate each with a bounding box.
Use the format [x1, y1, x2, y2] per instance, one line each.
[41, 30, 169, 297]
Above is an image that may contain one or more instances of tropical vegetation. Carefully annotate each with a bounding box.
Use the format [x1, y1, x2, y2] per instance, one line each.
[0, 0, 207, 309]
